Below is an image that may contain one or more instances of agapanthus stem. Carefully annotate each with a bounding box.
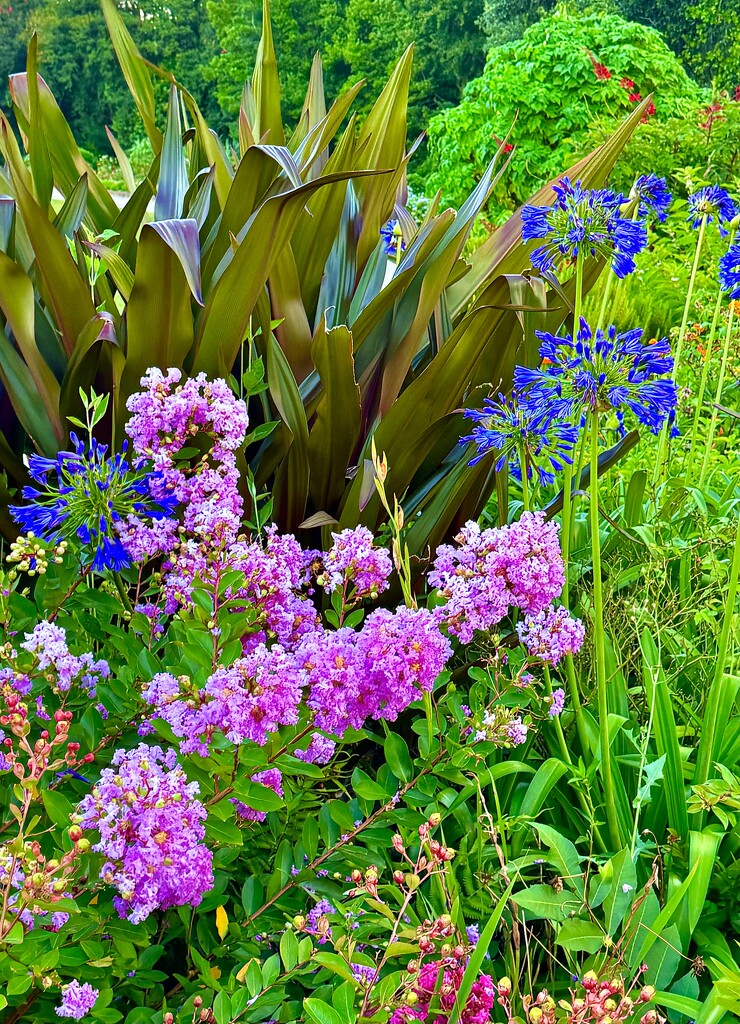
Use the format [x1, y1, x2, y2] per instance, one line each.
[653, 214, 708, 486]
[694, 501, 740, 803]
[699, 299, 737, 486]
[518, 445, 530, 512]
[560, 251, 590, 757]
[685, 288, 725, 470]
[589, 413, 620, 849]
[596, 267, 616, 332]
[673, 214, 708, 380]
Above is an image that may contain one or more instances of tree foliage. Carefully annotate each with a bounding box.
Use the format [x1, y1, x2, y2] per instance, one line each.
[425, 6, 703, 216]
[481, 0, 740, 87]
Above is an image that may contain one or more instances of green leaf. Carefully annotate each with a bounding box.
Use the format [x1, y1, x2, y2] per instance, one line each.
[634, 754, 667, 808]
[26, 35, 53, 210]
[601, 848, 637, 937]
[105, 125, 135, 194]
[446, 880, 514, 1024]
[383, 732, 413, 783]
[512, 884, 574, 921]
[3, 143, 96, 357]
[117, 221, 199, 430]
[303, 999, 344, 1024]
[251, 0, 284, 145]
[8, 71, 118, 230]
[279, 928, 299, 971]
[350, 767, 388, 802]
[100, 0, 161, 150]
[306, 320, 362, 512]
[155, 85, 188, 222]
[556, 918, 604, 954]
[213, 992, 232, 1024]
[267, 332, 310, 531]
[0, 249, 63, 447]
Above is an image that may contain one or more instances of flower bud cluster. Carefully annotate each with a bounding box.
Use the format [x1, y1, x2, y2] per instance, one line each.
[7, 533, 67, 576]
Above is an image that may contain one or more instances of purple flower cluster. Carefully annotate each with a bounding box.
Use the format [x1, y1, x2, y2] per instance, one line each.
[123, 368, 249, 573]
[55, 980, 99, 1020]
[318, 526, 393, 600]
[514, 319, 678, 436]
[21, 622, 110, 697]
[522, 177, 647, 278]
[75, 744, 213, 923]
[516, 605, 585, 666]
[429, 512, 565, 643]
[143, 608, 451, 762]
[306, 898, 335, 943]
[142, 644, 304, 754]
[687, 185, 737, 237]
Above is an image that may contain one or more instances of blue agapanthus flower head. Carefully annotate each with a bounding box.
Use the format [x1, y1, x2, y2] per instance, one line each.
[514, 318, 678, 435]
[719, 243, 740, 299]
[11, 434, 176, 573]
[461, 393, 579, 484]
[380, 219, 405, 256]
[521, 177, 648, 278]
[687, 185, 738, 237]
[630, 174, 672, 223]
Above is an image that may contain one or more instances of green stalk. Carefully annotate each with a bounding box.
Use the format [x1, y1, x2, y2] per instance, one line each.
[693, 504, 740, 809]
[113, 572, 133, 614]
[543, 664, 572, 765]
[589, 413, 620, 849]
[672, 214, 708, 379]
[699, 299, 736, 487]
[560, 252, 589, 756]
[561, 251, 586, 602]
[653, 214, 708, 486]
[596, 268, 615, 332]
[685, 289, 725, 470]
[518, 445, 530, 513]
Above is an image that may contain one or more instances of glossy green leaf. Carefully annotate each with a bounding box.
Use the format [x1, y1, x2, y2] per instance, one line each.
[251, 0, 284, 146]
[100, 0, 161, 150]
[4, 151, 96, 357]
[118, 221, 198, 429]
[306, 321, 361, 511]
[0, 249, 63, 443]
[155, 85, 188, 222]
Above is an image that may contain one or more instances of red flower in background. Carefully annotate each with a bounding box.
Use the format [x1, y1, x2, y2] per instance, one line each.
[734, 84, 740, 102]
[699, 101, 725, 130]
[629, 92, 642, 103]
[620, 78, 636, 90]
[587, 50, 612, 80]
[641, 100, 656, 123]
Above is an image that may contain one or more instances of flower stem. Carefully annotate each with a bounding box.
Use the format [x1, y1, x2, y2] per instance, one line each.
[596, 269, 615, 332]
[589, 412, 620, 849]
[699, 298, 737, 487]
[653, 214, 708, 486]
[673, 215, 708, 379]
[518, 445, 530, 512]
[560, 252, 590, 756]
[685, 288, 725, 470]
[113, 572, 133, 614]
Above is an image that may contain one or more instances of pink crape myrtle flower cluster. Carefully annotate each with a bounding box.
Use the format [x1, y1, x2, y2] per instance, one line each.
[74, 744, 213, 924]
[37, 368, 583, 928]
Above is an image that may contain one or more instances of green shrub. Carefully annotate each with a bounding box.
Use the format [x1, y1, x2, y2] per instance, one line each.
[422, 5, 703, 217]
